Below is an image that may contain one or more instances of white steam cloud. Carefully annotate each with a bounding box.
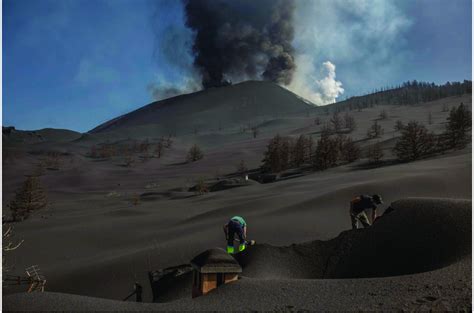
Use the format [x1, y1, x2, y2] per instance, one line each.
[290, 0, 411, 100]
[287, 56, 343, 105]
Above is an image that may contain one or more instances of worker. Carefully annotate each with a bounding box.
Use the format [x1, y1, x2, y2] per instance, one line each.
[350, 194, 383, 229]
[223, 216, 247, 254]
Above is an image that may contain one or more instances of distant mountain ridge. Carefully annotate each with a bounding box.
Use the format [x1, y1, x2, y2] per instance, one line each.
[89, 81, 314, 135]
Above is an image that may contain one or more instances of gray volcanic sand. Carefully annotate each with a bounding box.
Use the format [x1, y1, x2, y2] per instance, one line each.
[3, 198, 472, 311]
[2, 83, 471, 311]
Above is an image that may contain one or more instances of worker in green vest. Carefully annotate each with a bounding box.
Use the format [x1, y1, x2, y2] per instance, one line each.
[223, 216, 247, 254]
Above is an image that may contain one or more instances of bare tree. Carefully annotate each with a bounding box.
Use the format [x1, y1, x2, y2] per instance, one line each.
[3, 220, 24, 281]
[379, 109, 388, 120]
[428, 112, 433, 125]
[236, 160, 248, 176]
[251, 127, 259, 139]
[154, 142, 164, 158]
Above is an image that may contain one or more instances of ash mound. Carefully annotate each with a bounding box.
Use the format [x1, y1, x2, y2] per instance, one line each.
[237, 198, 471, 279]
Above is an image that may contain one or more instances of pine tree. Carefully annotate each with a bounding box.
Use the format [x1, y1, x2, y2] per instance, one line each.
[187, 144, 204, 162]
[9, 176, 47, 222]
[313, 133, 339, 170]
[366, 142, 384, 164]
[344, 113, 356, 132]
[367, 121, 383, 139]
[292, 135, 307, 167]
[393, 121, 435, 161]
[444, 103, 471, 149]
[261, 135, 291, 172]
[330, 112, 343, 133]
[339, 136, 361, 163]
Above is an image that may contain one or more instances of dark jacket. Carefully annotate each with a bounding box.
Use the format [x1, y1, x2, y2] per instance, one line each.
[350, 195, 377, 214]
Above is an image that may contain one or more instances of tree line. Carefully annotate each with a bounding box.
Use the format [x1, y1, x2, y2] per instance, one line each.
[334, 80, 471, 111]
[261, 103, 471, 173]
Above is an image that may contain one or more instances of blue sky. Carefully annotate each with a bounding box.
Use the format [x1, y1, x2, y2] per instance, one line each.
[3, 0, 472, 132]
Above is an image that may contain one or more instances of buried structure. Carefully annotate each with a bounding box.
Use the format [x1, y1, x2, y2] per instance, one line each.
[190, 248, 242, 298]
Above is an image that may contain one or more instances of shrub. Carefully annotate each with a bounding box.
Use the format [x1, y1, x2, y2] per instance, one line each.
[187, 144, 204, 162]
[379, 109, 388, 120]
[251, 127, 259, 139]
[195, 179, 209, 195]
[393, 121, 435, 161]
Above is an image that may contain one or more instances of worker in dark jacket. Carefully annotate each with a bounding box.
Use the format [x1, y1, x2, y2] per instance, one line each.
[223, 216, 247, 254]
[350, 194, 383, 229]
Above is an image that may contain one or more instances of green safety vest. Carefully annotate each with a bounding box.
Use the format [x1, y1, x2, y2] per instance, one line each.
[231, 216, 246, 227]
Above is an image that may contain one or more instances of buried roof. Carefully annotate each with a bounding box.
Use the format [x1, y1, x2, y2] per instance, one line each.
[191, 248, 242, 273]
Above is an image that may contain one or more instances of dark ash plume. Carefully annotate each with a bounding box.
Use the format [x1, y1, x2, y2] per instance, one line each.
[182, 0, 296, 89]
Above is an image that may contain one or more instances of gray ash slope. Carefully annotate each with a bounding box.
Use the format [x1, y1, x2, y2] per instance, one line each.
[237, 197, 471, 279]
[89, 81, 313, 136]
[4, 198, 471, 311]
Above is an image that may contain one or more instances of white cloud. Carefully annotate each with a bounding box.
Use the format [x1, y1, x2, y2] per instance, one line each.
[291, 0, 412, 97]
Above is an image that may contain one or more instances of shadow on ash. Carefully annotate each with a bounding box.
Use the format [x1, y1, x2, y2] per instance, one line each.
[148, 197, 471, 302]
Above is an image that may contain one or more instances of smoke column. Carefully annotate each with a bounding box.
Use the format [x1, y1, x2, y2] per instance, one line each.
[182, 0, 296, 89]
